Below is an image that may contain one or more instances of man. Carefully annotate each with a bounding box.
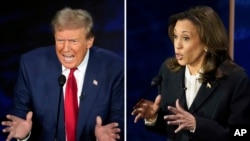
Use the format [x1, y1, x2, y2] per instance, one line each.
[2, 7, 124, 141]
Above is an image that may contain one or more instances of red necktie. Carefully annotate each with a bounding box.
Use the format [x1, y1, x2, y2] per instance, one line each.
[65, 68, 78, 141]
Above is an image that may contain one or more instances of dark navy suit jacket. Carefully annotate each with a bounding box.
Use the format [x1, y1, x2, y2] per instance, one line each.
[10, 46, 124, 141]
[146, 60, 250, 141]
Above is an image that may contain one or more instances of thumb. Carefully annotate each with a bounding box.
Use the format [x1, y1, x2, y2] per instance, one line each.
[96, 116, 102, 126]
[175, 99, 184, 111]
[154, 95, 161, 105]
[26, 111, 33, 121]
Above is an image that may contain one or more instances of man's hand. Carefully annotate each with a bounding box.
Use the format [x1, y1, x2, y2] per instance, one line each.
[95, 116, 121, 141]
[1, 111, 33, 141]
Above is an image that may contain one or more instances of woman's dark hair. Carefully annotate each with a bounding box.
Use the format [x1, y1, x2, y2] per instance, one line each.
[166, 6, 232, 82]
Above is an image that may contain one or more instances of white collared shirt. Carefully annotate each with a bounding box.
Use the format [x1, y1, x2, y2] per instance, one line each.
[62, 49, 89, 106]
[184, 66, 202, 109]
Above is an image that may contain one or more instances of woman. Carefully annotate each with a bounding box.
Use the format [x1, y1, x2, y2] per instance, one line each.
[131, 5, 250, 141]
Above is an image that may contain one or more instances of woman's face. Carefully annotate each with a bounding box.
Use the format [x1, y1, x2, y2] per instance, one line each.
[173, 19, 206, 69]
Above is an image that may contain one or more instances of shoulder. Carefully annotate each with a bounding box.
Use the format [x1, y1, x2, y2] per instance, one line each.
[20, 45, 57, 66]
[21, 45, 55, 59]
[159, 59, 184, 76]
[90, 46, 123, 64]
[219, 60, 248, 78]
[90, 46, 122, 59]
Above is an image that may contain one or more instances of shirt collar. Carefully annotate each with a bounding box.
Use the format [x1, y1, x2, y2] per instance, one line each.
[185, 66, 201, 79]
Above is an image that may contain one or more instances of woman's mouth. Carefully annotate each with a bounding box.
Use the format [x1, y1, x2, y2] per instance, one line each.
[175, 53, 183, 60]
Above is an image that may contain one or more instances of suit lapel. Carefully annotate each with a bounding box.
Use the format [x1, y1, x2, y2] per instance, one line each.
[167, 67, 188, 110]
[170, 67, 219, 113]
[188, 80, 219, 113]
[76, 48, 101, 140]
[43, 47, 65, 140]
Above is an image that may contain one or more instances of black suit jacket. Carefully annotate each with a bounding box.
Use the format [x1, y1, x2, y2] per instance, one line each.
[146, 60, 250, 141]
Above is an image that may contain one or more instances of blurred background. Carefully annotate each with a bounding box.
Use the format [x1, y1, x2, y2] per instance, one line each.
[0, 0, 124, 140]
[1, 0, 250, 141]
[127, 0, 250, 140]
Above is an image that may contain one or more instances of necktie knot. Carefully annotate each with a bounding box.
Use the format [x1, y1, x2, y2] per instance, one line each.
[69, 68, 77, 76]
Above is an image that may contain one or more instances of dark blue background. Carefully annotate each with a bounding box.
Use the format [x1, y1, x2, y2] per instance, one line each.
[127, 0, 250, 140]
[0, 0, 124, 140]
[1, 0, 250, 141]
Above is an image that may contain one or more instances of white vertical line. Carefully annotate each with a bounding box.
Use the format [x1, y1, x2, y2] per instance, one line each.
[124, 0, 127, 141]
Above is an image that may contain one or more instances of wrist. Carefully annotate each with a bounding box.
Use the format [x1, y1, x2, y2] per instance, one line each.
[17, 131, 31, 141]
[145, 114, 158, 122]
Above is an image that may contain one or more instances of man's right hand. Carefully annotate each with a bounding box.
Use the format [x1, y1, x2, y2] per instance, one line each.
[1, 111, 33, 141]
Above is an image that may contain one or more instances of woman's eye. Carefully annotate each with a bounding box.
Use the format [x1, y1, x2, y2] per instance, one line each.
[183, 37, 190, 41]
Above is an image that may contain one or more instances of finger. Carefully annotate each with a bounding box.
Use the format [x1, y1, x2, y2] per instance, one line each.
[112, 127, 121, 133]
[175, 99, 184, 112]
[1, 121, 13, 127]
[175, 124, 185, 133]
[6, 114, 22, 121]
[166, 120, 180, 125]
[134, 113, 142, 123]
[131, 106, 144, 116]
[154, 95, 161, 105]
[168, 106, 179, 114]
[1, 121, 7, 126]
[26, 111, 33, 121]
[107, 122, 119, 128]
[6, 134, 13, 141]
[114, 133, 120, 139]
[115, 134, 120, 139]
[6, 130, 15, 141]
[131, 109, 138, 116]
[110, 133, 120, 140]
[133, 99, 144, 109]
[2, 126, 11, 133]
[6, 115, 15, 120]
[96, 116, 102, 126]
[164, 115, 178, 120]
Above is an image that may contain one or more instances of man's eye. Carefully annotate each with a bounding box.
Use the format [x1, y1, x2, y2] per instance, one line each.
[57, 40, 64, 43]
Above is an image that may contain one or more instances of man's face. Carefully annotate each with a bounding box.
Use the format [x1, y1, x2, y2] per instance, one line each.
[54, 28, 94, 69]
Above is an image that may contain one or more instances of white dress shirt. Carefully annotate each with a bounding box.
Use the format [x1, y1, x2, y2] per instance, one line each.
[62, 49, 89, 106]
[184, 66, 202, 109]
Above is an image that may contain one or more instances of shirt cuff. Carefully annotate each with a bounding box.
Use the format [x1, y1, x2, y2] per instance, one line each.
[144, 114, 158, 126]
[190, 127, 196, 133]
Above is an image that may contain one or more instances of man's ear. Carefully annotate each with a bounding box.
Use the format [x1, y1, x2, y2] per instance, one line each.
[87, 37, 95, 49]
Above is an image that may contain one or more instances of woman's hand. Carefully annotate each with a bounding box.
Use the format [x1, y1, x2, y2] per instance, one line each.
[131, 95, 161, 123]
[164, 99, 196, 133]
